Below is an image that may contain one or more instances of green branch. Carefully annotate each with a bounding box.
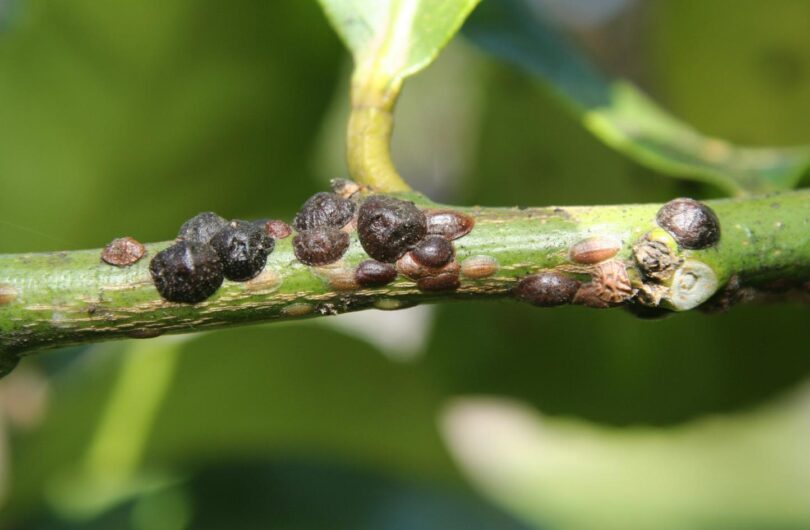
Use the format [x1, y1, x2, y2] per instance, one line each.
[1, 190, 809, 376]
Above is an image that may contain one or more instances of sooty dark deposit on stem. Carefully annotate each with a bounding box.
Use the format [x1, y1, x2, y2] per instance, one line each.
[656, 198, 720, 250]
[357, 195, 427, 262]
[210, 220, 274, 281]
[150, 241, 224, 303]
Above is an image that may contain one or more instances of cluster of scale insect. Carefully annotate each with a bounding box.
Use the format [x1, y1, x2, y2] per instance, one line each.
[147, 212, 282, 303]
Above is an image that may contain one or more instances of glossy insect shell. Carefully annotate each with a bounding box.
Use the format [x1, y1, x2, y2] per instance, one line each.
[656, 198, 720, 250]
[178, 212, 229, 244]
[355, 260, 398, 287]
[425, 210, 474, 240]
[569, 236, 620, 264]
[412, 235, 455, 268]
[514, 271, 579, 307]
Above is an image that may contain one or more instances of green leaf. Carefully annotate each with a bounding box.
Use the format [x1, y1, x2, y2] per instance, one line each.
[316, 0, 481, 191]
[463, 0, 810, 196]
[318, 0, 481, 91]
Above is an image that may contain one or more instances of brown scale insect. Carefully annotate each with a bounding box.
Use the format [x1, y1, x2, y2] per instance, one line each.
[656, 198, 720, 250]
[260, 219, 292, 239]
[513, 271, 580, 307]
[149, 241, 224, 304]
[101, 236, 146, 267]
[396, 252, 461, 292]
[357, 195, 427, 262]
[425, 210, 474, 240]
[355, 260, 398, 287]
[293, 192, 356, 231]
[460, 255, 498, 279]
[412, 236, 454, 268]
[417, 272, 461, 292]
[587, 259, 633, 305]
[569, 236, 620, 264]
[292, 228, 350, 266]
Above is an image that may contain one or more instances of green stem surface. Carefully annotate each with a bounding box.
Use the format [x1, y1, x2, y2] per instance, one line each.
[1, 191, 809, 375]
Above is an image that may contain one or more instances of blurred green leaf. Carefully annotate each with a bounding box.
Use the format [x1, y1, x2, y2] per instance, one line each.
[317, 0, 481, 89]
[2, 325, 462, 526]
[463, 0, 810, 196]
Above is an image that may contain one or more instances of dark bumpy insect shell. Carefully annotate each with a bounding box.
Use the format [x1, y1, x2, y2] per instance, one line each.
[355, 259, 398, 287]
[656, 198, 720, 250]
[417, 272, 460, 292]
[293, 192, 356, 231]
[101, 236, 146, 266]
[513, 272, 580, 307]
[425, 210, 474, 240]
[255, 219, 292, 240]
[178, 212, 229, 244]
[569, 236, 620, 264]
[357, 195, 427, 262]
[210, 220, 274, 281]
[412, 235, 454, 268]
[293, 228, 350, 266]
[149, 241, 224, 303]
[589, 260, 633, 304]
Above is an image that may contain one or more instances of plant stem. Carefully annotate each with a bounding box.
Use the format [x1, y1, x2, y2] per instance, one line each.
[1, 190, 809, 375]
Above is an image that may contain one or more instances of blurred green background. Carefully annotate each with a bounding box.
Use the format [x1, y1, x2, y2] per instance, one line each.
[1, 1, 810, 528]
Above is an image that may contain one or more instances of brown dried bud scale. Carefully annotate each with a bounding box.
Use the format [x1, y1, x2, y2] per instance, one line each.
[293, 192, 356, 231]
[101, 236, 146, 267]
[355, 260, 398, 287]
[293, 228, 350, 266]
[357, 195, 427, 262]
[656, 198, 720, 250]
[632, 237, 679, 281]
[514, 272, 580, 307]
[149, 241, 224, 304]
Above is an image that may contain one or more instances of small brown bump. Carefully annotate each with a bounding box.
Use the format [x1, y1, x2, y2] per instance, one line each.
[412, 236, 454, 268]
[0, 283, 18, 305]
[262, 220, 292, 239]
[417, 272, 461, 292]
[101, 237, 146, 267]
[314, 263, 359, 291]
[355, 260, 398, 287]
[589, 260, 633, 304]
[569, 236, 620, 264]
[633, 236, 680, 281]
[656, 198, 720, 250]
[425, 210, 474, 240]
[397, 252, 459, 280]
[128, 328, 163, 339]
[293, 228, 350, 266]
[460, 255, 498, 279]
[514, 272, 580, 307]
